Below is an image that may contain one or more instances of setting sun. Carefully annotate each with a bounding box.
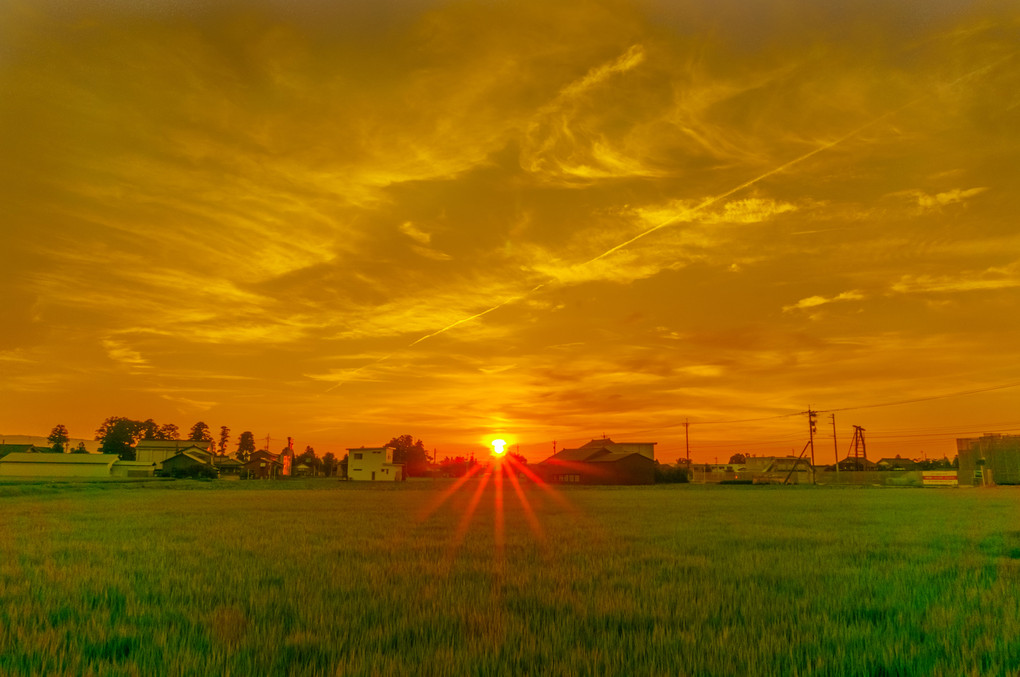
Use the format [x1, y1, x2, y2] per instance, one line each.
[491, 439, 507, 457]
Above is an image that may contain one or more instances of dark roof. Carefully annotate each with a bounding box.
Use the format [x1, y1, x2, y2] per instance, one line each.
[540, 447, 649, 465]
[547, 447, 611, 462]
[136, 440, 211, 451]
[244, 457, 282, 468]
[161, 451, 211, 467]
[213, 456, 244, 468]
[248, 449, 279, 461]
[0, 444, 45, 458]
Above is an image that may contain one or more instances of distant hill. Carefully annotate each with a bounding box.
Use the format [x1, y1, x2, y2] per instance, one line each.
[0, 435, 102, 452]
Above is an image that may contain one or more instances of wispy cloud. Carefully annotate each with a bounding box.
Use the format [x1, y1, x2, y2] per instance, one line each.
[891, 262, 1020, 294]
[784, 291, 865, 312]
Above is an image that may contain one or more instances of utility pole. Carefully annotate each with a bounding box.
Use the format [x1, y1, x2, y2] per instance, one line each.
[830, 413, 839, 481]
[684, 418, 690, 466]
[807, 407, 817, 484]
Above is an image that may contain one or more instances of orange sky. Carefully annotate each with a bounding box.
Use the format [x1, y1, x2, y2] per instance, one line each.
[2, 0, 1019, 463]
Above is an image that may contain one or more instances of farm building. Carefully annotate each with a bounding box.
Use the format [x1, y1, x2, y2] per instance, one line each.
[160, 449, 215, 476]
[135, 439, 214, 467]
[111, 460, 156, 477]
[875, 456, 918, 471]
[0, 452, 120, 478]
[746, 455, 813, 484]
[346, 446, 404, 481]
[244, 450, 283, 479]
[213, 455, 244, 476]
[957, 434, 1020, 486]
[533, 438, 656, 485]
[0, 443, 49, 457]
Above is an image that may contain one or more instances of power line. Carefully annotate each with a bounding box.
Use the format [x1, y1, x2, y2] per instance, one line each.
[820, 381, 1020, 414]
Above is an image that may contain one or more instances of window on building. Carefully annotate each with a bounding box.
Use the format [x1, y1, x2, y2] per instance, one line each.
[354, 453, 363, 460]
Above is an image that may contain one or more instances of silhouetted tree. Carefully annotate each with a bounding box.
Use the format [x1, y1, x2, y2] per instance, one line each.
[387, 435, 429, 477]
[339, 453, 348, 479]
[322, 452, 337, 477]
[217, 426, 230, 455]
[139, 419, 159, 440]
[188, 421, 212, 443]
[728, 453, 747, 464]
[71, 441, 88, 454]
[654, 462, 690, 484]
[95, 416, 146, 460]
[508, 452, 527, 467]
[47, 424, 70, 453]
[440, 456, 472, 478]
[156, 423, 180, 440]
[235, 431, 256, 462]
[296, 446, 320, 475]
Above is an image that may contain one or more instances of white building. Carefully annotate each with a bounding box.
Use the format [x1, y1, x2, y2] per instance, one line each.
[346, 446, 404, 481]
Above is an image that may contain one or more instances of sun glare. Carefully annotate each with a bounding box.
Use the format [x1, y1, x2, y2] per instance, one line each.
[491, 439, 507, 456]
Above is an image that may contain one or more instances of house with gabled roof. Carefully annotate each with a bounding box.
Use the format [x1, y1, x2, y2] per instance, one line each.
[533, 438, 656, 485]
[135, 439, 214, 468]
[876, 455, 918, 471]
[243, 449, 283, 479]
[0, 443, 48, 459]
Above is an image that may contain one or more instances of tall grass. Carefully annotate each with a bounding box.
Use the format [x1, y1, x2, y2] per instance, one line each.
[1, 482, 1018, 675]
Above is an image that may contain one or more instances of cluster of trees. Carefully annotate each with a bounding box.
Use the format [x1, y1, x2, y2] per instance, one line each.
[386, 435, 431, 477]
[54, 419, 470, 478]
[90, 417, 226, 460]
[288, 445, 341, 477]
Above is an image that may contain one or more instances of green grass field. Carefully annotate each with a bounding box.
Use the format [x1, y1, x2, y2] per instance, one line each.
[1, 480, 1018, 676]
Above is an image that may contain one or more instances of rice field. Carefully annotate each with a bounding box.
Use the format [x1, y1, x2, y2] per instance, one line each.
[1, 479, 1018, 676]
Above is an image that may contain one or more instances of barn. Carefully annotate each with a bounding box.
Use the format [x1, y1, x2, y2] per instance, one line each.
[0, 453, 119, 478]
[135, 439, 214, 468]
[534, 438, 656, 485]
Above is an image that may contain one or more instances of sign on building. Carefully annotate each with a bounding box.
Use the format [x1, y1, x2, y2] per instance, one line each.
[921, 470, 958, 487]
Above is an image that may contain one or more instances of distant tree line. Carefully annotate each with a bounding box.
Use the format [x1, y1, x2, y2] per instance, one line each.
[53, 417, 429, 478]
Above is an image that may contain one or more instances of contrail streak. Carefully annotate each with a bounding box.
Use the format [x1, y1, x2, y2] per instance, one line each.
[408, 283, 547, 347]
[326, 53, 1013, 390]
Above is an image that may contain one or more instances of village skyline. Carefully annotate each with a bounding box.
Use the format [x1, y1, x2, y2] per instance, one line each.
[0, 384, 1000, 465]
[3, 0, 1019, 467]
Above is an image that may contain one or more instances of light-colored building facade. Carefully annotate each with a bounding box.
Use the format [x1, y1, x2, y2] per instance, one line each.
[135, 440, 213, 467]
[347, 446, 404, 481]
[111, 460, 156, 477]
[957, 434, 1020, 486]
[0, 453, 120, 478]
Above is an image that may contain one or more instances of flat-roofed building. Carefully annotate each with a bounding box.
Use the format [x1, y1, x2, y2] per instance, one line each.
[346, 446, 404, 481]
[957, 434, 1020, 486]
